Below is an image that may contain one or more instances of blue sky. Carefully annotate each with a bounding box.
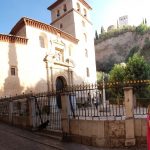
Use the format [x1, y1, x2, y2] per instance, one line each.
[0, 0, 150, 34]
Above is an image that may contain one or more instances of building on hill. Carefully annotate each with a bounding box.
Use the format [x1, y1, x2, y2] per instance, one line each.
[0, 0, 96, 96]
[119, 15, 128, 27]
[107, 25, 115, 32]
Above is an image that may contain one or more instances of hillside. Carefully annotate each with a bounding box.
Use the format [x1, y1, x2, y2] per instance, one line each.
[95, 29, 150, 72]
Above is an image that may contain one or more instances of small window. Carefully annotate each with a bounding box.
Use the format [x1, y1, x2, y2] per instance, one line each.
[11, 67, 16, 76]
[83, 33, 87, 42]
[77, 3, 80, 12]
[82, 21, 85, 27]
[39, 36, 45, 48]
[69, 47, 71, 56]
[63, 4, 67, 12]
[86, 68, 90, 77]
[83, 8, 87, 17]
[57, 10, 60, 17]
[60, 23, 63, 29]
[85, 49, 88, 57]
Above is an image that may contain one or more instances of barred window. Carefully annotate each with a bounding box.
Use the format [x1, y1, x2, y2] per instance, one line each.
[85, 49, 88, 57]
[83, 8, 87, 17]
[63, 4, 67, 12]
[83, 33, 87, 42]
[82, 21, 85, 27]
[60, 23, 63, 29]
[11, 67, 16, 76]
[57, 10, 60, 17]
[39, 36, 45, 48]
[77, 3, 80, 12]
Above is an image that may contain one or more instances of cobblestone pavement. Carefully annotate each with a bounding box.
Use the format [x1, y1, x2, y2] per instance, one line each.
[0, 122, 147, 150]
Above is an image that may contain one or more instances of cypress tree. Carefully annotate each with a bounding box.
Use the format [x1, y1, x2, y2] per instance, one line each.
[95, 30, 99, 40]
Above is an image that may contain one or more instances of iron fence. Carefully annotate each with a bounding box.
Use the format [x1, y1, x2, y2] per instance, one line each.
[0, 80, 149, 123]
[66, 84, 125, 120]
[0, 101, 9, 116]
[0, 92, 62, 131]
[33, 92, 61, 131]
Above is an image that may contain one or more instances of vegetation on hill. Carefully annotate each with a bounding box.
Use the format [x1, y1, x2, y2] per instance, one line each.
[95, 23, 150, 73]
[95, 23, 150, 43]
[97, 54, 150, 103]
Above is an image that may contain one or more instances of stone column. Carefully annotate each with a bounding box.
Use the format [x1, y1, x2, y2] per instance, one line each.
[61, 93, 71, 141]
[124, 87, 136, 146]
[9, 101, 13, 123]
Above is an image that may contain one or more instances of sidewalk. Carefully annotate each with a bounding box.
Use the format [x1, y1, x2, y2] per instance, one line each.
[0, 122, 147, 150]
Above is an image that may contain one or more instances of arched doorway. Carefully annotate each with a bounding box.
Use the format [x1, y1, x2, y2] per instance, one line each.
[56, 76, 67, 109]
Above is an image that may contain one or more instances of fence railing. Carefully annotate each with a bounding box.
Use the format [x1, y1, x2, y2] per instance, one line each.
[0, 83, 148, 125]
[65, 84, 148, 120]
[33, 92, 61, 130]
[0, 92, 62, 131]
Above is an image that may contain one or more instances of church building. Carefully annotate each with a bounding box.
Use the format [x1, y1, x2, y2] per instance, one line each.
[0, 0, 96, 96]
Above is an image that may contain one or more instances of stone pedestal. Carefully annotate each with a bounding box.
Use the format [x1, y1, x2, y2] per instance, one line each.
[28, 97, 36, 128]
[9, 101, 13, 123]
[124, 87, 136, 146]
[61, 94, 71, 141]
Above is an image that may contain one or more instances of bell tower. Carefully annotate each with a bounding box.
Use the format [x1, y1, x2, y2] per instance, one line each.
[48, 0, 97, 84]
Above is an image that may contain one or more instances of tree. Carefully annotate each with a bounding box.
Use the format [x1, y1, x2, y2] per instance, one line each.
[142, 18, 145, 24]
[101, 26, 105, 34]
[109, 63, 126, 82]
[125, 53, 150, 98]
[96, 71, 103, 83]
[117, 20, 119, 29]
[136, 23, 148, 34]
[108, 63, 126, 99]
[145, 18, 147, 25]
[95, 30, 99, 40]
[125, 53, 150, 80]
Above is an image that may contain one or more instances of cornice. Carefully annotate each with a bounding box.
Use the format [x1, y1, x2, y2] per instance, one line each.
[10, 17, 78, 44]
[48, 0, 92, 10]
[47, 0, 64, 10]
[0, 34, 28, 44]
[78, 0, 92, 10]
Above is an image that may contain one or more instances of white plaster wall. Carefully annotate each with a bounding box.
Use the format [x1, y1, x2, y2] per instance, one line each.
[72, 11, 97, 84]
[50, 0, 96, 84]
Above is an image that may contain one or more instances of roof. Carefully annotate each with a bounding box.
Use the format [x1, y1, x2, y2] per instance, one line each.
[0, 34, 28, 44]
[78, 0, 92, 10]
[10, 17, 79, 44]
[48, 0, 64, 10]
[48, 0, 92, 10]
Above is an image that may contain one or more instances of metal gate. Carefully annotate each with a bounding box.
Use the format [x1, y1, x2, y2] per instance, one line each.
[33, 92, 62, 131]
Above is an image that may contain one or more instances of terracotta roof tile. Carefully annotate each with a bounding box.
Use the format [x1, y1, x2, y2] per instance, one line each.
[10, 17, 78, 44]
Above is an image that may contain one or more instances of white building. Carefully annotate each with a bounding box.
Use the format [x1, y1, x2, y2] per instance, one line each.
[0, 0, 97, 96]
[119, 15, 128, 27]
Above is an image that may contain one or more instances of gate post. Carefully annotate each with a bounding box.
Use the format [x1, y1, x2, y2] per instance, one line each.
[9, 100, 13, 124]
[124, 87, 136, 146]
[61, 93, 71, 141]
[28, 97, 36, 128]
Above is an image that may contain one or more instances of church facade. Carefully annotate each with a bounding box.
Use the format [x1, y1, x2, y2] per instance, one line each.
[0, 0, 96, 96]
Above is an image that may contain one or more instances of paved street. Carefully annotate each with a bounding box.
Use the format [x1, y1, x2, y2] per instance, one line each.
[0, 122, 147, 150]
